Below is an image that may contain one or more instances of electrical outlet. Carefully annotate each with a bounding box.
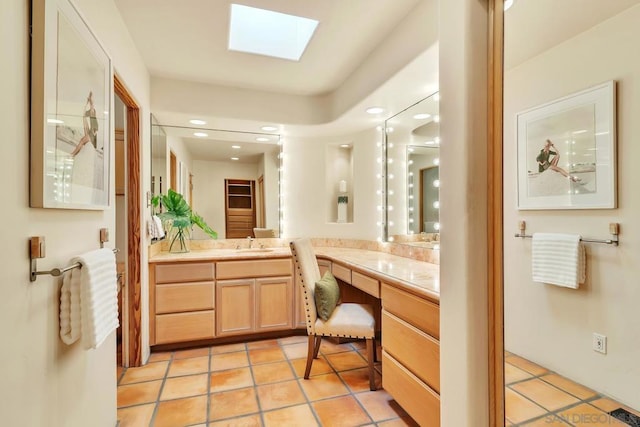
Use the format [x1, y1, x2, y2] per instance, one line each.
[593, 333, 607, 354]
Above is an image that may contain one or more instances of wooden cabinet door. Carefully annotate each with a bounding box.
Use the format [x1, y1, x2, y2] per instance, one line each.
[216, 279, 254, 336]
[256, 276, 293, 331]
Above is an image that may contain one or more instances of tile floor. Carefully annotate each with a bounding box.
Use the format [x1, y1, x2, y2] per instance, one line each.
[117, 336, 418, 427]
[505, 351, 640, 426]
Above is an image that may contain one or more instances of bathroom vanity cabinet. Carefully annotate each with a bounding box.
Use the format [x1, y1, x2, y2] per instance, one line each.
[381, 283, 440, 426]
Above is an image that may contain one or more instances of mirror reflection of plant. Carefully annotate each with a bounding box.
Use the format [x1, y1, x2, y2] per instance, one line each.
[157, 189, 217, 251]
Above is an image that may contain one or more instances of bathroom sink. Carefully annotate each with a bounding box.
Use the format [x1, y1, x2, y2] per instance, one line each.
[236, 248, 275, 253]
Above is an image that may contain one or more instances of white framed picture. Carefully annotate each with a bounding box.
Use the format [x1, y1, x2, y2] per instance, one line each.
[516, 81, 616, 210]
[30, 0, 112, 209]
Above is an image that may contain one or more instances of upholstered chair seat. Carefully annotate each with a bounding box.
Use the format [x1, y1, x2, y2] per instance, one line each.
[290, 238, 377, 391]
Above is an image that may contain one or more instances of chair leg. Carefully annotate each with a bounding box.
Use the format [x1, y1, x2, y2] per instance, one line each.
[366, 338, 377, 391]
[304, 335, 316, 379]
[313, 335, 322, 359]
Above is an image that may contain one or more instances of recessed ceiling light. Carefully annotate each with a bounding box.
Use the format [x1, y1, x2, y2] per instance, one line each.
[229, 4, 319, 61]
[47, 118, 64, 124]
[194, 132, 208, 137]
[504, 0, 514, 11]
[189, 119, 206, 125]
[386, 127, 394, 133]
[261, 125, 278, 131]
[231, 157, 239, 161]
[433, 115, 440, 123]
[232, 145, 241, 149]
[433, 93, 441, 102]
[256, 137, 269, 142]
[340, 144, 350, 148]
[366, 107, 385, 115]
[425, 140, 435, 145]
[413, 113, 431, 120]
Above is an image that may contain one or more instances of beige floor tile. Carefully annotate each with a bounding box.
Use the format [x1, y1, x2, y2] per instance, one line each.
[117, 380, 162, 407]
[377, 416, 420, 427]
[325, 351, 367, 371]
[356, 390, 407, 421]
[539, 374, 598, 400]
[339, 368, 381, 393]
[210, 350, 249, 371]
[312, 395, 372, 427]
[167, 356, 210, 377]
[252, 361, 295, 385]
[278, 335, 309, 346]
[210, 413, 263, 427]
[209, 387, 259, 421]
[117, 403, 155, 427]
[119, 361, 168, 385]
[256, 380, 307, 410]
[504, 388, 547, 424]
[211, 342, 247, 355]
[210, 367, 254, 393]
[153, 395, 208, 427]
[282, 342, 308, 360]
[174, 346, 210, 360]
[148, 351, 172, 363]
[505, 355, 548, 376]
[291, 356, 334, 378]
[298, 372, 350, 401]
[511, 379, 580, 411]
[247, 338, 280, 350]
[263, 404, 318, 427]
[160, 373, 208, 400]
[505, 362, 534, 385]
[557, 403, 628, 426]
[319, 340, 355, 355]
[249, 347, 286, 365]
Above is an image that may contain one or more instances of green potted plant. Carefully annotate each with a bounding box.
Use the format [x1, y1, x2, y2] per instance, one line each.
[153, 189, 217, 252]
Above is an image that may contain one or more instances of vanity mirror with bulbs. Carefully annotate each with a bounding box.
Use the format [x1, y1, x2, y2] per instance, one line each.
[384, 93, 440, 247]
[150, 121, 282, 239]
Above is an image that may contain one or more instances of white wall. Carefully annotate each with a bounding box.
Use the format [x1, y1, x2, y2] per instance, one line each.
[439, 0, 489, 425]
[262, 149, 280, 232]
[0, 0, 150, 425]
[284, 127, 380, 240]
[166, 135, 193, 195]
[191, 160, 259, 239]
[504, 5, 640, 409]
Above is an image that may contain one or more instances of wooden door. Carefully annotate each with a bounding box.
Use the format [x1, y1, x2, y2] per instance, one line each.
[256, 276, 292, 331]
[216, 279, 254, 336]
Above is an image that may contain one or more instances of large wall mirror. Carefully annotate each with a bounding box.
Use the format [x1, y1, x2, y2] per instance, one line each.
[502, 1, 639, 424]
[385, 93, 440, 247]
[151, 123, 281, 239]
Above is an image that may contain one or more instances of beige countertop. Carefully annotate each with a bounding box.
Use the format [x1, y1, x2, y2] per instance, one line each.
[149, 246, 439, 303]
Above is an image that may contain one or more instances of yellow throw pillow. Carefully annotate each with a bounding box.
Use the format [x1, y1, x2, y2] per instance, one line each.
[314, 271, 340, 321]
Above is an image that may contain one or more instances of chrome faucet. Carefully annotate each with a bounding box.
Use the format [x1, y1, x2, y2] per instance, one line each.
[247, 236, 254, 249]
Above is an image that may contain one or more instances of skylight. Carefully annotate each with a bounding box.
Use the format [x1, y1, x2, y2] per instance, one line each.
[228, 4, 319, 61]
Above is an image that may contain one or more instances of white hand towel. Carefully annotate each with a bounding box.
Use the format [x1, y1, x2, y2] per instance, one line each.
[59, 248, 120, 349]
[532, 233, 586, 289]
[153, 215, 165, 239]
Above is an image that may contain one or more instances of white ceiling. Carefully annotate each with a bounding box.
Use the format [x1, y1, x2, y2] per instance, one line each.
[114, 0, 421, 96]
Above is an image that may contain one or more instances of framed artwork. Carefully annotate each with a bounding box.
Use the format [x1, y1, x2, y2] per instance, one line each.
[30, 0, 112, 209]
[516, 81, 616, 210]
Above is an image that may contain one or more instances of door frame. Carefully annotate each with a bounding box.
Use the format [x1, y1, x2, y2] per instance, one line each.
[488, 0, 505, 425]
[114, 74, 143, 367]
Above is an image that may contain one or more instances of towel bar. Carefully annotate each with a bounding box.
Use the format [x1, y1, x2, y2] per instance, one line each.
[514, 221, 620, 246]
[29, 235, 119, 282]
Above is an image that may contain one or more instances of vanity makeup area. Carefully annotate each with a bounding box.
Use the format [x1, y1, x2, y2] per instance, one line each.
[147, 94, 441, 425]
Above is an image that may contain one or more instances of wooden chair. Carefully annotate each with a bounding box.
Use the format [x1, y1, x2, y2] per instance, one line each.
[289, 238, 377, 390]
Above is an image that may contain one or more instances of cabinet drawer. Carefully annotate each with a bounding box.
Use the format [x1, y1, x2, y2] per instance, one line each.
[216, 258, 292, 280]
[318, 259, 332, 277]
[155, 262, 215, 284]
[382, 311, 439, 392]
[382, 283, 439, 339]
[332, 263, 352, 284]
[155, 311, 215, 344]
[156, 282, 215, 314]
[352, 271, 380, 298]
[382, 351, 440, 427]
